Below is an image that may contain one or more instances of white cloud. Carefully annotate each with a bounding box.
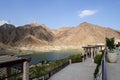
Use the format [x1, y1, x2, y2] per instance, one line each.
[78, 10, 97, 18]
[0, 20, 9, 26]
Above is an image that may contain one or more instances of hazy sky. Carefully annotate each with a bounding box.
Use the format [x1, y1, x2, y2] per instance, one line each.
[0, 0, 120, 29]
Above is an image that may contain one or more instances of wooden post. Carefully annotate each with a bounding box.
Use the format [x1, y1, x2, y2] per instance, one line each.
[97, 47, 99, 54]
[95, 47, 97, 57]
[93, 48, 94, 56]
[23, 61, 29, 80]
[101, 46, 102, 51]
[86, 48, 88, 58]
[91, 48, 94, 62]
[82, 56, 84, 62]
[90, 48, 92, 58]
[69, 59, 72, 64]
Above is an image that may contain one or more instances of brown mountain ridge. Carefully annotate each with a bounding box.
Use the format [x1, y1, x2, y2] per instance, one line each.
[53, 22, 120, 46]
[0, 22, 120, 51]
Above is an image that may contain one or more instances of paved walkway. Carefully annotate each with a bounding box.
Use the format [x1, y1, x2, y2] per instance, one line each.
[49, 58, 96, 80]
[107, 50, 120, 80]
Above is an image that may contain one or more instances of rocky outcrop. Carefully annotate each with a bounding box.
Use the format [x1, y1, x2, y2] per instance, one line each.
[0, 23, 15, 44]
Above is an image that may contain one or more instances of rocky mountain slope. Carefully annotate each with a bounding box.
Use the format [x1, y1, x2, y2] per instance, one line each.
[0, 22, 120, 51]
[0, 22, 55, 50]
[53, 22, 120, 46]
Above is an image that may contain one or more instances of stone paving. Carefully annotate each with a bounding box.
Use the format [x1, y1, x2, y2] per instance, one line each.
[107, 50, 120, 80]
[49, 58, 96, 80]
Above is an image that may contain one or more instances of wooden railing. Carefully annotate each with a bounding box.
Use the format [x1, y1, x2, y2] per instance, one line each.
[30, 61, 69, 80]
[30, 57, 83, 80]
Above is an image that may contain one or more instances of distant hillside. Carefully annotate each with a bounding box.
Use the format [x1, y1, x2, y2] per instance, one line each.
[53, 22, 120, 46]
[0, 22, 120, 51]
[0, 22, 54, 49]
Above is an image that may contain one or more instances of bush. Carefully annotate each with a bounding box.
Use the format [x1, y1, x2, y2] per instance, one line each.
[94, 54, 103, 78]
[29, 59, 68, 78]
[106, 37, 115, 52]
[69, 54, 82, 62]
[94, 64, 100, 78]
[94, 54, 103, 64]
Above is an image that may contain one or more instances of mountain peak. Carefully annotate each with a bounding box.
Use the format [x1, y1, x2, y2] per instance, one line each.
[78, 22, 97, 29]
[81, 22, 88, 24]
[0, 23, 15, 29]
[80, 22, 92, 25]
[30, 22, 39, 27]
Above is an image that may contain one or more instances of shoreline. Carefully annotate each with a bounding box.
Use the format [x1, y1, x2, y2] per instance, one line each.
[0, 46, 83, 56]
[16, 45, 83, 52]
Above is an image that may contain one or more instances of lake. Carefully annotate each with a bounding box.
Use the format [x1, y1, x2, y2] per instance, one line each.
[20, 51, 81, 65]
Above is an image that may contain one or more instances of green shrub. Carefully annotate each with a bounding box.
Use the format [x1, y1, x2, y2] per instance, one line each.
[106, 37, 115, 52]
[94, 54, 103, 78]
[69, 54, 82, 61]
[29, 59, 68, 78]
[94, 64, 99, 78]
[94, 54, 103, 64]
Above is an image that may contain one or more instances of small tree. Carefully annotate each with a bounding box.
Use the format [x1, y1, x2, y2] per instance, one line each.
[106, 37, 115, 52]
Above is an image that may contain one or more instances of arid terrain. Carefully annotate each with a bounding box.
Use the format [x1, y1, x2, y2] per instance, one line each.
[0, 22, 120, 51]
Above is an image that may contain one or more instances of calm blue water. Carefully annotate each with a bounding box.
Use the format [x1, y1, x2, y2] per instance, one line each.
[21, 51, 80, 65]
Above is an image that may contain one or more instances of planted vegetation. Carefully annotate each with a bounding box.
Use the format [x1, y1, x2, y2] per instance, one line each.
[69, 54, 83, 63]
[94, 54, 103, 78]
[7, 54, 83, 80]
[29, 59, 68, 79]
[29, 54, 82, 79]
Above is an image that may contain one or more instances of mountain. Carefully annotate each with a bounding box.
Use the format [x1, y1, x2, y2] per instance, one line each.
[53, 22, 120, 46]
[14, 22, 54, 45]
[0, 23, 16, 44]
[0, 22, 55, 49]
[0, 22, 120, 51]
